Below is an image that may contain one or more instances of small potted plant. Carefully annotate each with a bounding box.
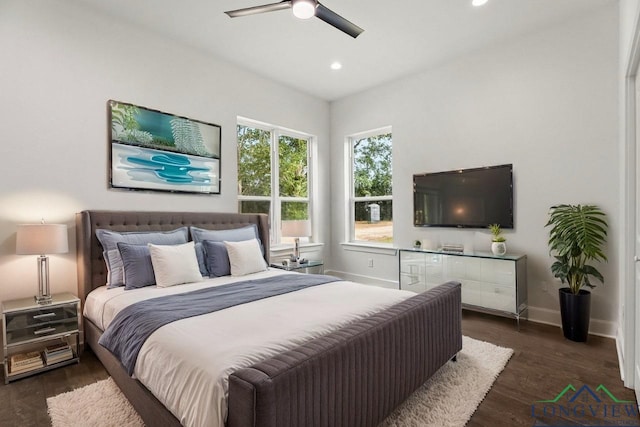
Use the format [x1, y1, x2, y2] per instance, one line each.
[489, 224, 506, 256]
[546, 204, 607, 342]
[413, 239, 422, 250]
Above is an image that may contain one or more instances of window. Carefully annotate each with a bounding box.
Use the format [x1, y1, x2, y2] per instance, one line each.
[237, 119, 312, 246]
[348, 128, 393, 244]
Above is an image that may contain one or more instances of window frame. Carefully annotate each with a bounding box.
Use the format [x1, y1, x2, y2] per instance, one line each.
[347, 126, 393, 245]
[237, 117, 314, 247]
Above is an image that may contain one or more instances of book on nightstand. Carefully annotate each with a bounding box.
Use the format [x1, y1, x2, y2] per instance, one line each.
[10, 351, 44, 374]
[44, 343, 73, 365]
[45, 342, 70, 354]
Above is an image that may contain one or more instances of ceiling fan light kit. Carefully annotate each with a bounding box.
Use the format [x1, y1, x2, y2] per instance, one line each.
[225, 0, 364, 38]
[292, 0, 316, 19]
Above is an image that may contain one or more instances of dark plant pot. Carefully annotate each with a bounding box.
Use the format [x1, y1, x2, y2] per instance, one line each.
[558, 288, 591, 342]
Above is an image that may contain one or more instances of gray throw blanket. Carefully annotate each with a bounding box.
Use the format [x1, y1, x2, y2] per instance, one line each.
[99, 274, 341, 375]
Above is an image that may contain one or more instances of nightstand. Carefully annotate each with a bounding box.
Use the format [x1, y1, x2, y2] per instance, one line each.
[270, 260, 324, 274]
[2, 292, 81, 383]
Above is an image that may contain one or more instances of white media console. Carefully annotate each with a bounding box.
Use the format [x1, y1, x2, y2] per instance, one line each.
[399, 249, 527, 326]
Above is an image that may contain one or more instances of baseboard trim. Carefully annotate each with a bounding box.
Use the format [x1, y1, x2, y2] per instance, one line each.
[527, 306, 616, 338]
[325, 270, 399, 290]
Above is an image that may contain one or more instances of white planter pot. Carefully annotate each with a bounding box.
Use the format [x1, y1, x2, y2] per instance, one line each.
[491, 241, 506, 256]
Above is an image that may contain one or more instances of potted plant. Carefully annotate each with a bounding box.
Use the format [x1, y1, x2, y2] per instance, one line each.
[545, 204, 607, 342]
[489, 224, 506, 256]
[413, 239, 422, 250]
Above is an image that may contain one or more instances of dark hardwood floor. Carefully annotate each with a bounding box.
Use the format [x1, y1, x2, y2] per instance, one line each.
[464, 312, 638, 427]
[0, 312, 636, 426]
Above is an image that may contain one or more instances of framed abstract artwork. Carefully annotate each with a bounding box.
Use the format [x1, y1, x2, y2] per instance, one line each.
[109, 100, 221, 194]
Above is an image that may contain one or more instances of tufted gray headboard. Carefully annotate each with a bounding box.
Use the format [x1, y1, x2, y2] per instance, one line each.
[75, 210, 270, 303]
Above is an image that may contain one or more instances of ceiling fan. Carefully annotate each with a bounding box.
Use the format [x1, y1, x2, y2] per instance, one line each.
[224, 0, 364, 39]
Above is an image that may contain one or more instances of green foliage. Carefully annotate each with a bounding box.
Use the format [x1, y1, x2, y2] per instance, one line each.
[237, 125, 272, 197]
[239, 200, 270, 215]
[111, 103, 139, 134]
[279, 135, 308, 199]
[353, 133, 392, 221]
[237, 126, 309, 221]
[170, 118, 212, 157]
[354, 133, 392, 197]
[355, 200, 392, 222]
[489, 224, 505, 242]
[545, 204, 608, 294]
[282, 201, 308, 221]
[111, 103, 156, 145]
[151, 138, 173, 147]
[111, 103, 171, 148]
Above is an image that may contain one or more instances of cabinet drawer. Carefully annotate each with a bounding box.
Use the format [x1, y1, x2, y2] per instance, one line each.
[462, 281, 516, 313]
[482, 284, 516, 313]
[481, 259, 516, 286]
[5, 305, 78, 345]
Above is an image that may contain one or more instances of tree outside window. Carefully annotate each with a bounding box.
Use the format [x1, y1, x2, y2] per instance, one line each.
[237, 120, 312, 245]
[350, 130, 392, 244]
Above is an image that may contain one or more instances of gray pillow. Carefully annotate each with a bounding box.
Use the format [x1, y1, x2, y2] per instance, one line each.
[194, 242, 208, 276]
[96, 227, 188, 288]
[190, 225, 264, 254]
[117, 243, 155, 290]
[202, 240, 231, 277]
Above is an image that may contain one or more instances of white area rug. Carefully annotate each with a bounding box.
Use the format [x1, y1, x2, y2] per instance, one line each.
[380, 336, 514, 427]
[47, 336, 512, 427]
[47, 377, 143, 427]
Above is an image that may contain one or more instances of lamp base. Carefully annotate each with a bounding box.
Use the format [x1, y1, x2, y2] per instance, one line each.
[292, 237, 300, 261]
[36, 255, 52, 305]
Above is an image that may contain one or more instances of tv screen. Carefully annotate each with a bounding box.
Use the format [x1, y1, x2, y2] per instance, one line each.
[413, 164, 513, 228]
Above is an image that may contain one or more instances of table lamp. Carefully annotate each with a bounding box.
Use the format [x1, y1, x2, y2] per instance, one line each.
[281, 220, 311, 262]
[16, 223, 69, 305]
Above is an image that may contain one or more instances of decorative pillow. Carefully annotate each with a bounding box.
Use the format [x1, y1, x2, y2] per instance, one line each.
[148, 241, 203, 287]
[190, 225, 264, 254]
[224, 239, 268, 276]
[96, 227, 188, 288]
[194, 242, 208, 277]
[103, 249, 123, 287]
[117, 243, 155, 290]
[202, 240, 231, 277]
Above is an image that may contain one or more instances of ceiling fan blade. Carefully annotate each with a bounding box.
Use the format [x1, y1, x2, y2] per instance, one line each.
[225, 1, 292, 18]
[315, 3, 363, 38]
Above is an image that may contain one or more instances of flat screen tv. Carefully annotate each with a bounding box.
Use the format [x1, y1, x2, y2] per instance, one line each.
[413, 164, 513, 228]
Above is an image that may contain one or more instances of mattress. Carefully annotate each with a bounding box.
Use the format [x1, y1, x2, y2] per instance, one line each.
[84, 269, 415, 427]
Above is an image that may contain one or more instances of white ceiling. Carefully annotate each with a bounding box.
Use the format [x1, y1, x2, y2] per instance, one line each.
[75, 0, 610, 101]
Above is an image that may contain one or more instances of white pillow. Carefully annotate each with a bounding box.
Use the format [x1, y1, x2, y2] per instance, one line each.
[224, 239, 268, 276]
[148, 241, 203, 287]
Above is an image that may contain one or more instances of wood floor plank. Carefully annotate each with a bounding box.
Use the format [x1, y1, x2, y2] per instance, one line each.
[0, 311, 636, 426]
[463, 311, 638, 427]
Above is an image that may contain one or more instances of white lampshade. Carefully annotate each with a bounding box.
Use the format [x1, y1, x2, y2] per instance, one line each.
[281, 220, 311, 238]
[16, 224, 69, 255]
[292, 0, 316, 19]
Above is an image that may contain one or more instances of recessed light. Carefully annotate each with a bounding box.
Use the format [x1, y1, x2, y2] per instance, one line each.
[330, 62, 342, 70]
[472, 0, 488, 6]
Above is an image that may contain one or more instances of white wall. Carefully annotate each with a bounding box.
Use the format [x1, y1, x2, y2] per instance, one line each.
[0, 0, 622, 337]
[329, 4, 620, 335]
[0, 0, 330, 303]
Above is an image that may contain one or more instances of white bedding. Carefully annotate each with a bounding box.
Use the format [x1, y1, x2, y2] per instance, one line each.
[84, 269, 415, 427]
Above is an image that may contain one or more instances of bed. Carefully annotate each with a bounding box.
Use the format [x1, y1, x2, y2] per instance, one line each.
[76, 210, 462, 427]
